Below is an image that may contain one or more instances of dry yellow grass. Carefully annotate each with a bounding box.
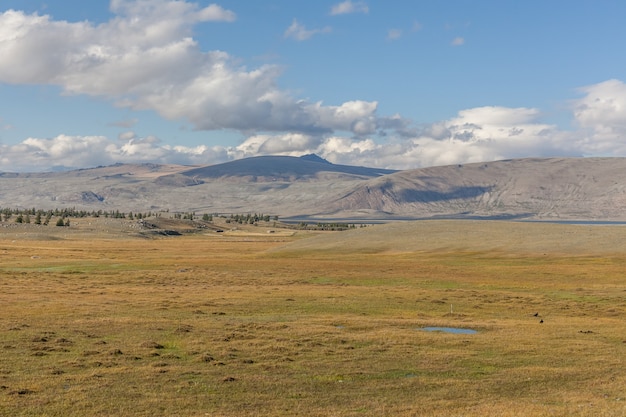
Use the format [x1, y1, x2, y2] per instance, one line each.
[1, 219, 626, 416]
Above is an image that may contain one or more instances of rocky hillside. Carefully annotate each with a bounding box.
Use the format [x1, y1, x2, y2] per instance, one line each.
[329, 157, 626, 220]
[1, 156, 626, 220]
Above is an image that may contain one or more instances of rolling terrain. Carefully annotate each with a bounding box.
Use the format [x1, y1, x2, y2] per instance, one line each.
[1, 155, 626, 220]
[330, 157, 626, 220]
[2, 219, 626, 416]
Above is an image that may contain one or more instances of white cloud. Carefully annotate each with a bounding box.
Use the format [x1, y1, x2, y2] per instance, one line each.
[450, 106, 541, 127]
[573, 79, 626, 133]
[408, 106, 573, 167]
[313, 100, 379, 135]
[2, 2, 626, 173]
[9, 77, 626, 173]
[330, 1, 369, 15]
[195, 4, 237, 22]
[237, 133, 321, 155]
[1, 82, 622, 172]
[109, 0, 236, 22]
[5, 78, 626, 172]
[0, 134, 233, 172]
[306, 104, 581, 170]
[284, 19, 331, 41]
[0, 2, 384, 137]
[570, 79, 626, 155]
[0, 135, 114, 171]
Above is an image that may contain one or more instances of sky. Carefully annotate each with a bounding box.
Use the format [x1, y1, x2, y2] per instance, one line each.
[1, 1, 626, 172]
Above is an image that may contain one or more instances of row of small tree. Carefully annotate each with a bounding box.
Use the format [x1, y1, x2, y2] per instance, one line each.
[296, 222, 361, 231]
[0, 207, 279, 227]
[171, 212, 214, 221]
[4, 211, 70, 226]
[0, 207, 159, 221]
[0, 207, 161, 226]
[225, 213, 278, 225]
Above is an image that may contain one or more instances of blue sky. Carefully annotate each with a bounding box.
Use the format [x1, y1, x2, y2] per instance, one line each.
[1, 0, 626, 171]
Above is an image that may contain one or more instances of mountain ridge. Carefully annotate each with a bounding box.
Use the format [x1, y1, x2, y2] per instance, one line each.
[326, 157, 626, 220]
[1, 155, 626, 221]
[173, 154, 397, 182]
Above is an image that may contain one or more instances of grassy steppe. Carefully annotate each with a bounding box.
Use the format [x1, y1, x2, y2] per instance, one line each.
[1, 220, 625, 416]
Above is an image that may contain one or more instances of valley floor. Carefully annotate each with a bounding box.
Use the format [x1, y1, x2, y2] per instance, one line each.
[1, 220, 625, 416]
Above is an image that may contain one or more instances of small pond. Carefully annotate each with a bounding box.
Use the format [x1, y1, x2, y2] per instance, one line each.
[421, 326, 478, 335]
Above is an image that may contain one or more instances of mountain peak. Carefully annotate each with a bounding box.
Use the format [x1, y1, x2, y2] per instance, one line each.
[299, 154, 331, 164]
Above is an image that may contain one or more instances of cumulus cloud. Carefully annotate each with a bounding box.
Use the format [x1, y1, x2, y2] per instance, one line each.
[403, 106, 575, 167]
[0, 134, 233, 172]
[0, 1, 387, 137]
[236, 133, 322, 156]
[2, 3, 626, 172]
[0, 135, 115, 171]
[284, 19, 331, 41]
[7, 79, 626, 172]
[330, 1, 369, 15]
[569, 79, 626, 155]
[315, 104, 581, 169]
[109, 0, 236, 22]
[573, 80, 626, 133]
[193, 3, 236, 21]
[312, 100, 379, 135]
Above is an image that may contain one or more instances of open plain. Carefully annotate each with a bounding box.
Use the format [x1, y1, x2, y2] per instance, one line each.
[1, 217, 626, 416]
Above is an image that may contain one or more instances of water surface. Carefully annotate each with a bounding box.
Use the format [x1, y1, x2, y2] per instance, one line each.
[421, 326, 477, 334]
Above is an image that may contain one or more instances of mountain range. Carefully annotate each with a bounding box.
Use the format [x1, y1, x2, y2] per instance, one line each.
[1, 155, 626, 221]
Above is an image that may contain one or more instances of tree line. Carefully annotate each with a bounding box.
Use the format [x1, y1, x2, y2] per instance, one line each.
[296, 222, 362, 231]
[0, 207, 162, 227]
[0, 207, 280, 228]
[225, 213, 278, 224]
[0, 208, 360, 231]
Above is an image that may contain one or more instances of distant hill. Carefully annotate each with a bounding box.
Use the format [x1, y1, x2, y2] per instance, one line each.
[327, 157, 626, 220]
[2, 156, 626, 221]
[170, 155, 397, 182]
